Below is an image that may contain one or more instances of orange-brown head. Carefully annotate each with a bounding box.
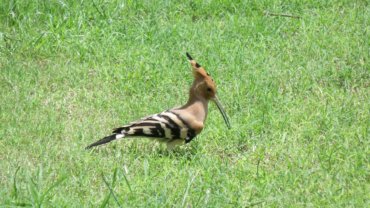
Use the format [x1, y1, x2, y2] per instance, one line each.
[186, 53, 217, 100]
[186, 53, 231, 129]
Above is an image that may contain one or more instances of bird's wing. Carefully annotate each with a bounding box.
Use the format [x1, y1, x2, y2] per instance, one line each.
[112, 110, 196, 141]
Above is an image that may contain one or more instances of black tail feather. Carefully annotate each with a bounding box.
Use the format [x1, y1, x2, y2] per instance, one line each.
[85, 134, 118, 149]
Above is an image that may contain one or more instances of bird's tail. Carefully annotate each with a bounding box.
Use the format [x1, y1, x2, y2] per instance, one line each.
[85, 133, 125, 149]
[85, 116, 162, 149]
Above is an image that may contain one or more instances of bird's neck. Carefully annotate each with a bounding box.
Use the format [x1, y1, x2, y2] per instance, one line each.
[181, 93, 209, 122]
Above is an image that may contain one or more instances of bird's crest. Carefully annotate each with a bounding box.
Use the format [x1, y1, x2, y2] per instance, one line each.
[186, 52, 218, 100]
[186, 52, 230, 129]
[186, 52, 214, 80]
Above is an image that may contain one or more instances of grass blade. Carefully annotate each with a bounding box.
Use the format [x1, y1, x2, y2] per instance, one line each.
[181, 171, 198, 208]
[11, 166, 21, 199]
[39, 175, 67, 205]
[122, 170, 132, 194]
[101, 173, 122, 208]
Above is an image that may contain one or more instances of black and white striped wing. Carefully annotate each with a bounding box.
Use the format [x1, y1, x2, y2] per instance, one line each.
[113, 110, 196, 142]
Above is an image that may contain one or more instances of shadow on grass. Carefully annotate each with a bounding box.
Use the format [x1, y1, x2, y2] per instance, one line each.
[85, 140, 201, 160]
[155, 146, 199, 160]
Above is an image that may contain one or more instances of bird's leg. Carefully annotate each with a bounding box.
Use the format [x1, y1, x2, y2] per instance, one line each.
[166, 139, 185, 150]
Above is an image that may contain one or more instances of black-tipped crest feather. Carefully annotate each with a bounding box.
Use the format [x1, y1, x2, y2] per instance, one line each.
[186, 52, 201, 67]
[186, 52, 193, 60]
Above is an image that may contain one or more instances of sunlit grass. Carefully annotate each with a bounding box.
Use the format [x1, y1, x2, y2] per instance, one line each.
[1, 0, 369, 207]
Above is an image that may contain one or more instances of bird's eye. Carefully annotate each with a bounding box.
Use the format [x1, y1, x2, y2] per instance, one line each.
[207, 87, 212, 92]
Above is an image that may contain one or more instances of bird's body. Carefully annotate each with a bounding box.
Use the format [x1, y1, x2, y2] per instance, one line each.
[86, 53, 230, 150]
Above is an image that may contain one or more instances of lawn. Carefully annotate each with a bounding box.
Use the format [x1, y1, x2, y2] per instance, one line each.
[0, 0, 369, 207]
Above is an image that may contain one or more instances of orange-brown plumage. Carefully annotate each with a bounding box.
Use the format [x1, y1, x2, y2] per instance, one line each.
[86, 53, 230, 150]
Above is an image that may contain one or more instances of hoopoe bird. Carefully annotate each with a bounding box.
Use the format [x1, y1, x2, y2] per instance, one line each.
[86, 53, 231, 150]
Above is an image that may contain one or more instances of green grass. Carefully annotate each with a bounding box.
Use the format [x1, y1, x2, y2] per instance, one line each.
[1, 0, 369, 207]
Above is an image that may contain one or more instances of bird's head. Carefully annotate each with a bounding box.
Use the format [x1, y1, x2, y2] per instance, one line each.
[186, 52, 231, 129]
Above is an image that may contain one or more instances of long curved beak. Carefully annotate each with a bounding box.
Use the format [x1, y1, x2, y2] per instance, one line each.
[213, 96, 231, 129]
